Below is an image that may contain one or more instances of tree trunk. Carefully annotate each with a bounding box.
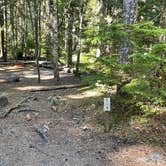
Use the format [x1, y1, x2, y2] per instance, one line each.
[1, 30, 5, 61]
[51, 0, 60, 81]
[158, 0, 166, 88]
[0, 4, 5, 60]
[76, 0, 84, 75]
[67, 8, 73, 67]
[34, 0, 40, 83]
[38, 2, 42, 59]
[0, 0, 7, 62]
[97, 0, 105, 57]
[119, 0, 138, 64]
[159, 0, 166, 41]
[23, 1, 28, 60]
[10, 1, 15, 59]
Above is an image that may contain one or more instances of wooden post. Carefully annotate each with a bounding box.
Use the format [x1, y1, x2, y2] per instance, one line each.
[104, 97, 111, 132]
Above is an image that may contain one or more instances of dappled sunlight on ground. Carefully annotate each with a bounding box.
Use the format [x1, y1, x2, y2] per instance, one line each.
[65, 90, 102, 99]
[22, 70, 54, 80]
[0, 64, 166, 166]
[0, 65, 25, 70]
[108, 144, 166, 166]
[0, 79, 6, 83]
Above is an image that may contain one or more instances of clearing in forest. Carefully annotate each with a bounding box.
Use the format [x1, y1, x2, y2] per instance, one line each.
[0, 64, 165, 166]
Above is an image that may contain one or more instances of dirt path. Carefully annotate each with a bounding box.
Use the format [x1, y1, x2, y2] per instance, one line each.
[0, 90, 113, 166]
[0, 65, 165, 166]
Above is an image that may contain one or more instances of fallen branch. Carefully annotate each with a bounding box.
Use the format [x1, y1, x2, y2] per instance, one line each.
[0, 95, 33, 118]
[30, 84, 87, 92]
[18, 109, 39, 113]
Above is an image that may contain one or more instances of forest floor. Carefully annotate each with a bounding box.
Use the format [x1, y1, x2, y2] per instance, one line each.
[0, 64, 166, 166]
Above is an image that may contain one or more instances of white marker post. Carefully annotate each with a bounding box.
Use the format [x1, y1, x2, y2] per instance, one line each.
[104, 97, 111, 132]
[104, 97, 111, 112]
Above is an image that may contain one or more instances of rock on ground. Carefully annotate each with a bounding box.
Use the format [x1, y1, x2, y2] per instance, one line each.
[6, 75, 20, 82]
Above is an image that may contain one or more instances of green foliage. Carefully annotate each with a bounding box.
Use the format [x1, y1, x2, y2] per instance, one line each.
[82, 73, 115, 86]
[82, 21, 166, 108]
[27, 35, 35, 49]
[138, 0, 163, 25]
[121, 79, 150, 97]
[43, 44, 52, 61]
[152, 43, 166, 55]
[81, 55, 120, 86]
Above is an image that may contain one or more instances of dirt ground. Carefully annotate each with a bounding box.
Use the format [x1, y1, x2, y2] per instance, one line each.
[0, 64, 165, 166]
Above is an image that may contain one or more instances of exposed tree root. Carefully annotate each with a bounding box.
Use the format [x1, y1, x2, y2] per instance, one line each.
[0, 95, 33, 118]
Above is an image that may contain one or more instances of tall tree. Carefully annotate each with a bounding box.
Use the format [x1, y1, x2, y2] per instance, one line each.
[51, 0, 60, 81]
[97, 0, 105, 57]
[67, 6, 74, 67]
[160, 0, 166, 41]
[76, 0, 84, 75]
[34, 0, 40, 83]
[157, 0, 166, 88]
[10, 0, 16, 59]
[119, 0, 138, 64]
[0, 0, 7, 61]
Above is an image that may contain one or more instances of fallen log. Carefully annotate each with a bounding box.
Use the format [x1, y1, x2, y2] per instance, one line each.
[30, 84, 87, 92]
[0, 61, 15, 66]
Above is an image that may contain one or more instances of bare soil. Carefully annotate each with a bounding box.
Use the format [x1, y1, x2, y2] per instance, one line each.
[0, 64, 165, 166]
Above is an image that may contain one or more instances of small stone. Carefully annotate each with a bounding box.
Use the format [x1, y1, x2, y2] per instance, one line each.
[98, 151, 101, 154]
[83, 126, 88, 131]
[43, 124, 49, 132]
[91, 104, 96, 109]
[29, 144, 34, 148]
[33, 97, 38, 101]
[51, 106, 57, 111]
[26, 114, 31, 121]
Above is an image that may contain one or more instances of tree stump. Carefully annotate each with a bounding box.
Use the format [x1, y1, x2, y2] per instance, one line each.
[0, 96, 8, 107]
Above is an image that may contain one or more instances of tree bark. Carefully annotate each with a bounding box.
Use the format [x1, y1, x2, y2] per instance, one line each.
[67, 8, 73, 67]
[76, 0, 84, 75]
[0, 4, 5, 60]
[34, 0, 41, 83]
[10, 1, 15, 59]
[119, 0, 138, 64]
[159, 0, 166, 41]
[0, 0, 7, 62]
[97, 0, 105, 57]
[23, 1, 28, 60]
[158, 0, 166, 88]
[51, 0, 60, 81]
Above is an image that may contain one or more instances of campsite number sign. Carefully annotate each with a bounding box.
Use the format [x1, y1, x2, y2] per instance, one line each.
[104, 98, 111, 112]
